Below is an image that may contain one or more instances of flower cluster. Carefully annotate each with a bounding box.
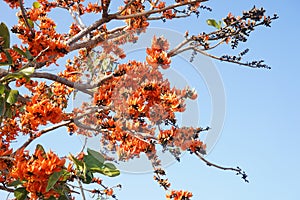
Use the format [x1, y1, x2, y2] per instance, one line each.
[10, 149, 66, 199]
[120, 0, 149, 30]
[166, 190, 193, 200]
[146, 36, 171, 69]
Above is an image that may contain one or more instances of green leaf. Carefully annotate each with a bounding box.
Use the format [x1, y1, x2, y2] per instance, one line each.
[2, 72, 26, 82]
[84, 154, 103, 172]
[13, 46, 27, 58]
[7, 180, 22, 187]
[69, 154, 84, 169]
[206, 19, 221, 29]
[0, 22, 10, 49]
[0, 61, 10, 66]
[60, 170, 71, 182]
[33, 1, 41, 8]
[19, 67, 35, 76]
[6, 89, 18, 105]
[14, 187, 28, 200]
[4, 105, 13, 118]
[104, 162, 117, 170]
[82, 163, 93, 184]
[87, 148, 105, 164]
[0, 97, 6, 116]
[58, 195, 69, 200]
[0, 84, 5, 94]
[102, 163, 120, 177]
[27, 19, 34, 28]
[25, 48, 33, 60]
[47, 196, 57, 200]
[46, 170, 64, 192]
[4, 50, 12, 65]
[35, 144, 46, 158]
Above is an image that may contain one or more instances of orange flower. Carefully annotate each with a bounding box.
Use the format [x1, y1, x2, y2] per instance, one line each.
[166, 190, 193, 200]
[10, 149, 66, 199]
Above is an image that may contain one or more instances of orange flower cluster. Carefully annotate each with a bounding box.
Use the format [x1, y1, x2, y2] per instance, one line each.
[10, 149, 66, 199]
[162, 9, 176, 19]
[120, 0, 149, 30]
[158, 127, 206, 152]
[0, 118, 20, 143]
[0, 141, 12, 182]
[86, 2, 103, 13]
[3, 0, 19, 9]
[0, 48, 23, 70]
[166, 190, 193, 200]
[16, 77, 38, 91]
[146, 36, 171, 69]
[21, 85, 67, 134]
[91, 54, 201, 161]
[11, 2, 68, 64]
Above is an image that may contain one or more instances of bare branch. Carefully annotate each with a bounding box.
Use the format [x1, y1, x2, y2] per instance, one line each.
[14, 120, 73, 155]
[195, 151, 249, 182]
[0, 186, 14, 193]
[77, 178, 86, 200]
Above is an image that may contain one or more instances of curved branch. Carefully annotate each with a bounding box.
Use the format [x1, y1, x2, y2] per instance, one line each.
[195, 151, 249, 182]
[0, 185, 14, 193]
[30, 72, 92, 95]
[113, 0, 208, 20]
[14, 120, 73, 155]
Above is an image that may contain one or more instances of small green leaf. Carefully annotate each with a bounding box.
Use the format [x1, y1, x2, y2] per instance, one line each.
[104, 162, 117, 170]
[13, 46, 27, 58]
[206, 19, 221, 29]
[4, 106, 13, 118]
[47, 196, 56, 200]
[102, 163, 120, 177]
[4, 50, 12, 65]
[69, 154, 84, 169]
[19, 67, 35, 76]
[0, 97, 6, 116]
[14, 187, 28, 200]
[87, 148, 105, 164]
[7, 180, 22, 187]
[82, 163, 93, 184]
[46, 170, 64, 192]
[6, 89, 18, 105]
[0, 61, 10, 66]
[0, 84, 5, 94]
[32, 1, 41, 8]
[25, 48, 33, 60]
[2, 73, 25, 81]
[58, 195, 69, 200]
[0, 22, 10, 49]
[35, 144, 46, 158]
[27, 19, 34, 28]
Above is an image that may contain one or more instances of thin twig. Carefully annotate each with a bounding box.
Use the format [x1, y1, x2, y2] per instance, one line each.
[168, 38, 192, 57]
[77, 178, 86, 200]
[113, 0, 208, 20]
[13, 120, 73, 155]
[117, 0, 136, 15]
[18, 0, 35, 37]
[195, 151, 249, 182]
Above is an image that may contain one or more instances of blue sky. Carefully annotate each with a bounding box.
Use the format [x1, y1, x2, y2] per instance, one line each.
[0, 0, 300, 200]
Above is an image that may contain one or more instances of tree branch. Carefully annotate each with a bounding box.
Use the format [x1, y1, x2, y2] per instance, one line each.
[18, 0, 35, 37]
[195, 151, 249, 182]
[113, 0, 208, 20]
[0, 185, 14, 193]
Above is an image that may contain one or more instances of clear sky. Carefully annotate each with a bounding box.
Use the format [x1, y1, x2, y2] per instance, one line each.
[0, 0, 299, 200]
